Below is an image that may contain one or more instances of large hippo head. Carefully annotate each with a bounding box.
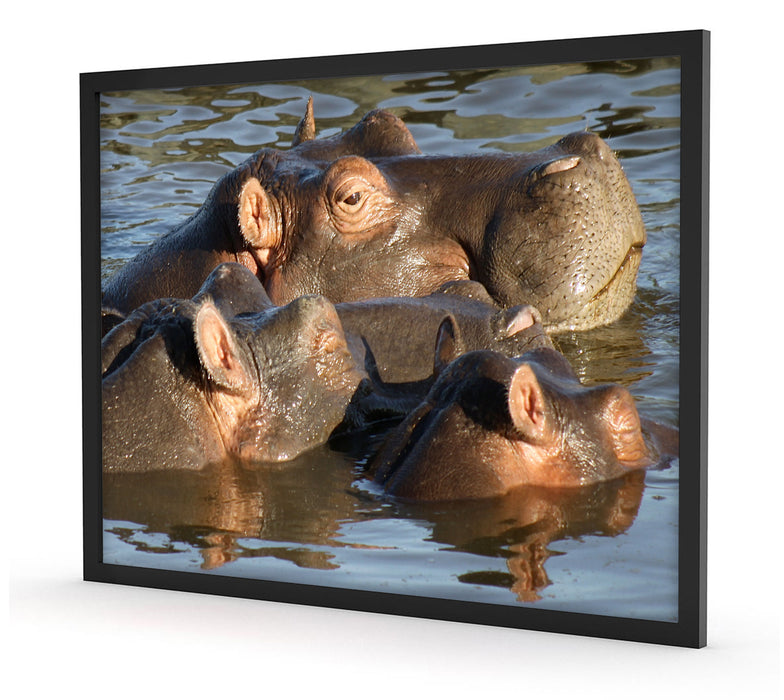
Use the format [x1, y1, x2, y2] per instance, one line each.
[239, 111, 644, 331]
[370, 347, 671, 501]
[102, 263, 367, 471]
[103, 102, 644, 331]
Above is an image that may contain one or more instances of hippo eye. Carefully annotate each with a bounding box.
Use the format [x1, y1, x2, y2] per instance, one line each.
[331, 179, 369, 211]
[325, 156, 395, 234]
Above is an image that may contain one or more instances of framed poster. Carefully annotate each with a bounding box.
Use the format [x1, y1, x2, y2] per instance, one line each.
[82, 29, 708, 647]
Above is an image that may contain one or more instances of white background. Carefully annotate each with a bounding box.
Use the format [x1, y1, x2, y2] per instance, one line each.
[4, 2, 781, 697]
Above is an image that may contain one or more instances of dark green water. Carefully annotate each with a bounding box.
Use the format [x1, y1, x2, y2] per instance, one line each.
[100, 58, 680, 620]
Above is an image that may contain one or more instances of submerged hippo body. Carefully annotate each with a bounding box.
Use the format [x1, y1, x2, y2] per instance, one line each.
[370, 347, 675, 501]
[102, 263, 368, 471]
[335, 280, 552, 384]
[103, 102, 644, 331]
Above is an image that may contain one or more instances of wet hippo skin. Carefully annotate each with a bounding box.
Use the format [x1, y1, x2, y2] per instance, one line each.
[335, 280, 553, 384]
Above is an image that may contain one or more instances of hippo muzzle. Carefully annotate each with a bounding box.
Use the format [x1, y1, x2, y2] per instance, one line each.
[479, 131, 646, 331]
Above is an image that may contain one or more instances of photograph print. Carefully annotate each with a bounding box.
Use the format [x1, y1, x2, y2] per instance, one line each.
[87, 32, 707, 647]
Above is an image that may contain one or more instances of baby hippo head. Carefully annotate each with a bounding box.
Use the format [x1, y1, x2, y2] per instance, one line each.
[195, 294, 365, 462]
[371, 347, 659, 501]
[102, 288, 366, 472]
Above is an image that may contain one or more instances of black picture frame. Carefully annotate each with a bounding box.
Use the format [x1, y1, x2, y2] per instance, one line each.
[81, 29, 708, 648]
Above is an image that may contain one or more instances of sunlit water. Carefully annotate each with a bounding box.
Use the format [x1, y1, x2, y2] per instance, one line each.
[100, 58, 681, 620]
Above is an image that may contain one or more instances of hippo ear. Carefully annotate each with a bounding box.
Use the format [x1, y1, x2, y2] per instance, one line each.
[238, 178, 281, 263]
[433, 315, 462, 376]
[194, 300, 253, 392]
[507, 364, 548, 443]
[292, 96, 316, 146]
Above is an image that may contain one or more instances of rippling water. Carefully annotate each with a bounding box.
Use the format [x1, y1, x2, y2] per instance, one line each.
[100, 57, 681, 620]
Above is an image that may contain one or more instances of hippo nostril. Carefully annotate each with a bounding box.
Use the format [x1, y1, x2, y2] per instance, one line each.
[504, 308, 534, 334]
[493, 304, 542, 340]
[537, 156, 581, 178]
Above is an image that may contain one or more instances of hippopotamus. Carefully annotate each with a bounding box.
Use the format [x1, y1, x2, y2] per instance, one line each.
[103, 263, 551, 472]
[335, 280, 553, 384]
[370, 346, 677, 501]
[102, 263, 369, 471]
[250, 119, 645, 332]
[102, 101, 645, 332]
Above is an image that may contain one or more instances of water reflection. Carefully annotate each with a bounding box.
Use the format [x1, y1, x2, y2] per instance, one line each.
[552, 306, 654, 387]
[399, 471, 646, 602]
[104, 446, 359, 571]
[105, 443, 649, 604]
